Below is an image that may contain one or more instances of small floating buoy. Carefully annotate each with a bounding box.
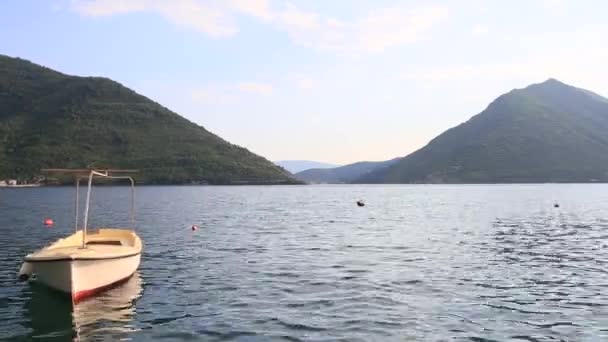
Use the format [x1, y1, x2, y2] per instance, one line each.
[44, 218, 54, 226]
[356, 200, 365, 207]
[554, 203, 560, 208]
[191, 225, 199, 231]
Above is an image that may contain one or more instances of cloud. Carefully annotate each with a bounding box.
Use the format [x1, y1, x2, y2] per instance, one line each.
[541, 0, 568, 15]
[294, 78, 315, 90]
[286, 73, 316, 90]
[237, 82, 274, 96]
[355, 5, 449, 53]
[190, 81, 273, 104]
[273, 3, 448, 53]
[71, 0, 448, 53]
[402, 64, 533, 82]
[227, 0, 272, 21]
[401, 23, 608, 84]
[71, 0, 148, 16]
[471, 24, 489, 36]
[72, 0, 239, 37]
[190, 85, 236, 104]
[401, 44, 608, 92]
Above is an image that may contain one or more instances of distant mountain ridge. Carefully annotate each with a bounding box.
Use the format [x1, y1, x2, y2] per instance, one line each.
[356, 79, 608, 183]
[274, 160, 339, 174]
[295, 158, 400, 183]
[0, 55, 296, 184]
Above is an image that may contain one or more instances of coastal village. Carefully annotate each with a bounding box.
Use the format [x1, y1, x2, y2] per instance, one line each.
[0, 178, 42, 187]
[0, 179, 17, 186]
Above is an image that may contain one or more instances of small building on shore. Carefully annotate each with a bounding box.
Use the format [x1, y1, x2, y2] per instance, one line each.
[0, 180, 19, 186]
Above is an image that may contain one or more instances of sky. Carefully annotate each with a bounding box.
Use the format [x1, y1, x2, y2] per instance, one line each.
[1, 0, 608, 165]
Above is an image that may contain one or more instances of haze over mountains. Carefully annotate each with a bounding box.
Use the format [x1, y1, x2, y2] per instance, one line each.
[0, 55, 295, 184]
[274, 160, 338, 174]
[295, 159, 400, 183]
[298, 79, 608, 184]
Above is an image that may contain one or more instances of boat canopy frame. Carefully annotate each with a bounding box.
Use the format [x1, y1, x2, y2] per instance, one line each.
[42, 169, 138, 249]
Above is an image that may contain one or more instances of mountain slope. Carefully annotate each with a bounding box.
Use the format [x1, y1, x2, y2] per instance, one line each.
[0, 55, 295, 184]
[296, 159, 400, 183]
[357, 79, 608, 183]
[274, 160, 339, 174]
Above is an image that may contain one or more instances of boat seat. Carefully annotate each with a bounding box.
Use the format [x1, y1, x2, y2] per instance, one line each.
[86, 240, 123, 246]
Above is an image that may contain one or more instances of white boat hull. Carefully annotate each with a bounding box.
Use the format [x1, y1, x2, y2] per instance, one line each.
[30, 254, 140, 302]
[24, 229, 142, 302]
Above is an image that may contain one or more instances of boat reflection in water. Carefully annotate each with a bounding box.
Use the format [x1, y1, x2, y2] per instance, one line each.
[26, 272, 143, 341]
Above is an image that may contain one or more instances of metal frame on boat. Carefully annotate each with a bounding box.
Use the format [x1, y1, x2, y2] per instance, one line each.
[19, 169, 143, 303]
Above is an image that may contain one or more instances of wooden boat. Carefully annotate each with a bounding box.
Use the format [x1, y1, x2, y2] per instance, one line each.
[19, 169, 142, 303]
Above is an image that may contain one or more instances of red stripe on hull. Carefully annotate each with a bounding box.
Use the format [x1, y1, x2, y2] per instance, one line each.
[72, 273, 134, 303]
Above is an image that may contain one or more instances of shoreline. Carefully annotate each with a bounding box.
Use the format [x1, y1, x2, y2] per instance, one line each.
[0, 184, 41, 188]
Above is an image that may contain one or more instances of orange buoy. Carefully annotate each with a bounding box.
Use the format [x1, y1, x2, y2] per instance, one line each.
[191, 225, 198, 231]
[44, 218, 54, 226]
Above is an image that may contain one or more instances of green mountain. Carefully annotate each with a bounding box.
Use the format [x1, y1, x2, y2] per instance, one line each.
[0, 55, 296, 184]
[295, 159, 400, 183]
[357, 79, 608, 183]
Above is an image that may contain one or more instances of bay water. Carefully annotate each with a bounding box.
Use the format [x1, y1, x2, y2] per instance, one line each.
[0, 185, 607, 341]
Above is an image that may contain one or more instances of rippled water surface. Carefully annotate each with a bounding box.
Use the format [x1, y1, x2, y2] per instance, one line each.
[1, 185, 607, 341]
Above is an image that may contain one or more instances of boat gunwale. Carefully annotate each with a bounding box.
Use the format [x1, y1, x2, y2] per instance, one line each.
[24, 251, 141, 263]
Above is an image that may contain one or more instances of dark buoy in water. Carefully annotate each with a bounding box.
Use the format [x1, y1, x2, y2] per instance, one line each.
[357, 200, 365, 207]
[554, 203, 560, 208]
[191, 224, 199, 231]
